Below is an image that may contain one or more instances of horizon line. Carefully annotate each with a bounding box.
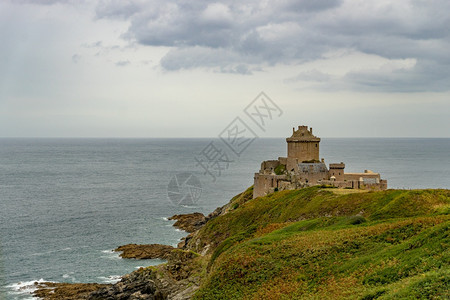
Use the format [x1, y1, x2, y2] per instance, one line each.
[1, 136, 449, 139]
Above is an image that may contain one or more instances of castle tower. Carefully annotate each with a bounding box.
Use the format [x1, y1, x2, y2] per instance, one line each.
[286, 125, 320, 162]
[329, 162, 345, 181]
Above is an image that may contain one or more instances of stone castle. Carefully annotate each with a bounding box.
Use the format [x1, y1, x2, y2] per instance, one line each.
[253, 126, 387, 198]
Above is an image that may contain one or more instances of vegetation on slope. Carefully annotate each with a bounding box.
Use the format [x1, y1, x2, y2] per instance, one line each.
[187, 187, 449, 299]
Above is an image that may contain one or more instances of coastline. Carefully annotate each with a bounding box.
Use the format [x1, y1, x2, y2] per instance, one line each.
[31, 187, 450, 299]
[31, 211, 212, 300]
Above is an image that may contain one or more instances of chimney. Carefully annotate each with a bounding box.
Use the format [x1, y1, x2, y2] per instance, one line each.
[292, 127, 295, 133]
[310, 127, 313, 134]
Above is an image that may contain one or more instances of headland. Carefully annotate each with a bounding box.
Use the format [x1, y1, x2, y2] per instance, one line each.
[32, 126, 449, 299]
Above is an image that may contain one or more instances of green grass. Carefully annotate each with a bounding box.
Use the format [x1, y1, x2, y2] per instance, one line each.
[274, 164, 286, 175]
[186, 187, 449, 299]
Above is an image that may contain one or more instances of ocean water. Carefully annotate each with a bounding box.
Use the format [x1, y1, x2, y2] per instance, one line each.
[0, 138, 449, 299]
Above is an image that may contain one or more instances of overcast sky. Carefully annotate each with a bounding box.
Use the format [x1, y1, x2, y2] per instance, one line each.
[1, 0, 449, 137]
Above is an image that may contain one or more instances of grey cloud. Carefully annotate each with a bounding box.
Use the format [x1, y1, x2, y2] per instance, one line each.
[96, 0, 450, 91]
[295, 59, 450, 93]
[72, 54, 81, 63]
[96, 0, 142, 19]
[82, 41, 103, 48]
[286, 70, 332, 83]
[122, 2, 236, 49]
[12, 0, 73, 5]
[224, 64, 253, 75]
[115, 60, 130, 66]
[82, 40, 129, 58]
[279, 0, 342, 13]
[160, 46, 257, 74]
[343, 60, 450, 93]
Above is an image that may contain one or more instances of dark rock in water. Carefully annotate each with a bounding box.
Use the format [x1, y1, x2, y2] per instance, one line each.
[34, 200, 231, 299]
[34, 249, 201, 300]
[114, 244, 174, 259]
[168, 213, 206, 233]
[88, 267, 164, 300]
[33, 282, 110, 300]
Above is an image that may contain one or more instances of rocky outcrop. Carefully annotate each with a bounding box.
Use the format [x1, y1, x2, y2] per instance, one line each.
[176, 232, 194, 249]
[33, 282, 110, 300]
[165, 249, 200, 281]
[179, 200, 240, 254]
[114, 244, 174, 259]
[87, 249, 201, 300]
[173, 209, 226, 250]
[169, 213, 206, 233]
[205, 205, 227, 221]
[88, 267, 163, 300]
[33, 190, 249, 300]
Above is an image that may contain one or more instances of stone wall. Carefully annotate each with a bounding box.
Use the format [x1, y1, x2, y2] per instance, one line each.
[320, 179, 387, 190]
[252, 125, 388, 199]
[287, 141, 320, 162]
[343, 172, 380, 182]
[253, 173, 287, 198]
[329, 163, 345, 181]
[260, 160, 280, 174]
[297, 163, 329, 185]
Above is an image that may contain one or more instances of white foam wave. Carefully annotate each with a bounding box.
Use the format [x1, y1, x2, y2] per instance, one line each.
[175, 228, 186, 232]
[100, 249, 121, 260]
[62, 272, 76, 282]
[162, 217, 169, 221]
[6, 278, 52, 299]
[180, 205, 198, 208]
[97, 275, 122, 284]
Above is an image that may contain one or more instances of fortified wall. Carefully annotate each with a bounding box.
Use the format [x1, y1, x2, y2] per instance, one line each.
[253, 126, 387, 198]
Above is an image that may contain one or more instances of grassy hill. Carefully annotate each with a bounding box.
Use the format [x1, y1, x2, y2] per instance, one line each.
[186, 187, 449, 299]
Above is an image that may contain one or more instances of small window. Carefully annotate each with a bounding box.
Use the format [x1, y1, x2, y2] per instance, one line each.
[316, 144, 317, 147]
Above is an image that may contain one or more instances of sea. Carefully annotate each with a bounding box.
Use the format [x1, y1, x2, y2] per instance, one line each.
[0, 138, 449, 299]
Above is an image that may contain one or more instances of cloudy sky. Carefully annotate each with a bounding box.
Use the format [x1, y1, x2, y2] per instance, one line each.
[1, 0, 449, 137]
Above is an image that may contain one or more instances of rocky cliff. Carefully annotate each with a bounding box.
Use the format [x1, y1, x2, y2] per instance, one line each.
[34, 187, 450, 299]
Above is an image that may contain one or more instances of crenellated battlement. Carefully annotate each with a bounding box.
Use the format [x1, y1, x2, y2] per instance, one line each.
[286, 125, 320, 162]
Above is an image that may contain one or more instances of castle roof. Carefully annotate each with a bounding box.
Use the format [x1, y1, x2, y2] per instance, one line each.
[286, 125, 320, 142]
